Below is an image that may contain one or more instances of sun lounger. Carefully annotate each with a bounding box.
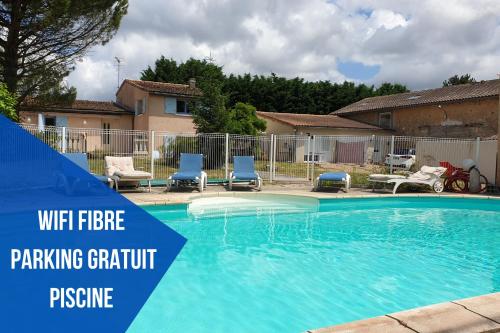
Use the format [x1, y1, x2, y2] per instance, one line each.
[313, 172, 351, 192]
[229, 156, 262, 191]
[368, 173, 407, 191]
[104, 156, 152, 192]
[166, 153, 207, 192]
[373, 166, 447, 194]
[63, 153, 113, 187]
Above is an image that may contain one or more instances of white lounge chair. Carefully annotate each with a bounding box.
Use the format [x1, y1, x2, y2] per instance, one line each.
[371, 166, 446, 194]
[368, 173, 406, 191]
[104, 156, 152, 192]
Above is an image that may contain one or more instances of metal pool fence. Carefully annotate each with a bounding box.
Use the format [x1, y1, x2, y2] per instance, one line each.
[20, 123, 498, 186]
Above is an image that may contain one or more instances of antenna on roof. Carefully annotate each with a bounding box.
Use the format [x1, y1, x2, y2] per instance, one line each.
[114, 57, 124, 88]
[204, 51, 215, 63]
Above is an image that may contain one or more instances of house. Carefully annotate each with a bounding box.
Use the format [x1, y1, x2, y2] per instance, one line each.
[256, 111, 390, 164]
[333, 79, 500, 138]
[256, 111, 388, 136]
[20, 78, 202, 134]
[115, 79, 202, 133]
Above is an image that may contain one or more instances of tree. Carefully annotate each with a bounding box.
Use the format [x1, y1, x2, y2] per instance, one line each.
[375, 82, 409, 95]
[191, 78, 230, 134]
[443, 74, 476, 87]
[0, 0, 128, 115]
[227, 102, 266, 135]
[0, 82, 17, 120]
[141, 56, 410, 115]
[141, 56, 224, 86]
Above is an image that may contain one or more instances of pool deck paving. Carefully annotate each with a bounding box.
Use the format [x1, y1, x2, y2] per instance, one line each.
[124, 185, 500, 333]
[123, 183, 498, 206]
[309, 293, 500, 333]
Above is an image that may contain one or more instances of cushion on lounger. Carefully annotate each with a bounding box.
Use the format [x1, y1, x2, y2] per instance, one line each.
[233, 172, 258, 180]
[420, 166, 447, 176]
[171, 171, 202, 181]
[369, 174, 406, 181]
[114, 170, 152, 179]
[104, 156, 135, 177]
[319, 172, 348, 181]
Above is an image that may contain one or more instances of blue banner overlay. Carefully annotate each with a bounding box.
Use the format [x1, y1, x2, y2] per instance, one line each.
[0, 116, 186, 332]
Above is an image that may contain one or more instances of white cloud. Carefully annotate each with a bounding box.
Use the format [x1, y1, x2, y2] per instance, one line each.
[67, 0, 500, 100]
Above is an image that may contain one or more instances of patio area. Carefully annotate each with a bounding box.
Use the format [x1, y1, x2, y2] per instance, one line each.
[123, 183, 493, 206]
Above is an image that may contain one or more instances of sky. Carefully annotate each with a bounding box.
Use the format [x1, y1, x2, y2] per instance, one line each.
[67, 0, 500, 101]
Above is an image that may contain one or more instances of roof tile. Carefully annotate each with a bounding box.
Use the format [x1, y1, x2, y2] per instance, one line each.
[22, 99, 133, 115]
[333, 79, 500, 115]
[124, 79, 203, 97]
[257, 111, 383, 130]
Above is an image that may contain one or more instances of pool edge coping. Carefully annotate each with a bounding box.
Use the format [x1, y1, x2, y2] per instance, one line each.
[307, 292, 500, 333]
[134, 192, 500, 207]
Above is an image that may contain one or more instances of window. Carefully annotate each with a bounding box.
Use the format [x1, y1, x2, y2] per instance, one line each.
[44, 116, 56, 126]
[176, 100, 191, 114]
[135, 98, 145, 115]
[102, 123, 111, 145]
[379, 112, 392, 129]
[164, 97, 176, 114]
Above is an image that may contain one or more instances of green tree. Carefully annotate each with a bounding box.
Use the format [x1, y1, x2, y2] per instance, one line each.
[227, 102, 266, 135]
[375, 82, 409, 95]
[141, 56, 224, 86]
[0, 0, 128, 115]
[443, 74, 476, 87]
[191, 79, 230, 133]
[0, 83, 17, 120]
[141, 56, 409, 116]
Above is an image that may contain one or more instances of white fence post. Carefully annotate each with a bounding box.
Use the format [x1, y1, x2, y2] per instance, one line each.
[273, 135, 277, 182]
[306, 136, 311, 180]
[475, 137, 481, 162]
[61, 126, 67, 153]
[311, 135, 316, 184]
[225, 133, 229, 180]
[269, 134, 274, 183]
[150, 131, 155, 179]
[390, 135, 395, 174]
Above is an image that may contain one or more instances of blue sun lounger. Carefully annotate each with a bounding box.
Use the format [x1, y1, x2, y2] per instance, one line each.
[313, 172, 351, 192]
[63, 153, 112, 185]
[58, 153, 113, 194]
[166, 153, 207, 192]
[229, 156, 262, 191]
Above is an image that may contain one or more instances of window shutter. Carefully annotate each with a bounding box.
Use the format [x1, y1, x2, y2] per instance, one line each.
[164, 97, 177, 114]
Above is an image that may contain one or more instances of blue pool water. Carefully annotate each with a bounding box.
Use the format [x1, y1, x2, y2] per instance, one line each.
[129, 196, 500, 333]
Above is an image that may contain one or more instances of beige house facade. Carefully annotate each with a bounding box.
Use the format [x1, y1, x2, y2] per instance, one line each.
[256, 111, 390, 164]
[20, 79, 202, 134]
[115, 79, 201, 133]
[333, 79, 500, 138]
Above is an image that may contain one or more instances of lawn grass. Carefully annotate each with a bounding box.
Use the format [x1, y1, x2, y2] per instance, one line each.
[88, 157, 391, 187]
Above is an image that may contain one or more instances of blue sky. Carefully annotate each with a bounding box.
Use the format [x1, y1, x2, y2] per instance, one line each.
[337, 61, 380, 80]
[67, 0, 500, 100]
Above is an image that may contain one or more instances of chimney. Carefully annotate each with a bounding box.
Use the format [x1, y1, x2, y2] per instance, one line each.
[188, 78, 196, 89]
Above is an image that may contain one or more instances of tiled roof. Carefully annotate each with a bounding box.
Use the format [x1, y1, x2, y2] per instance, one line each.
[21, 99, 133, 115]
[256, 111, 383, 130]
[122, 79, 203, 97]
[333, 79, 500, 115]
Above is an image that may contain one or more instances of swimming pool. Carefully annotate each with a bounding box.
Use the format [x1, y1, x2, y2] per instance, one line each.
[129, 196, 500, 332]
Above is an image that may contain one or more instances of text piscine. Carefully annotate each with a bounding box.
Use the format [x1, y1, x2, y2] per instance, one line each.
[10, 210, 157, 309]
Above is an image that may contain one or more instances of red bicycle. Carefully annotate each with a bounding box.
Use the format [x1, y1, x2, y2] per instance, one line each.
[439, 161, 488, 193]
